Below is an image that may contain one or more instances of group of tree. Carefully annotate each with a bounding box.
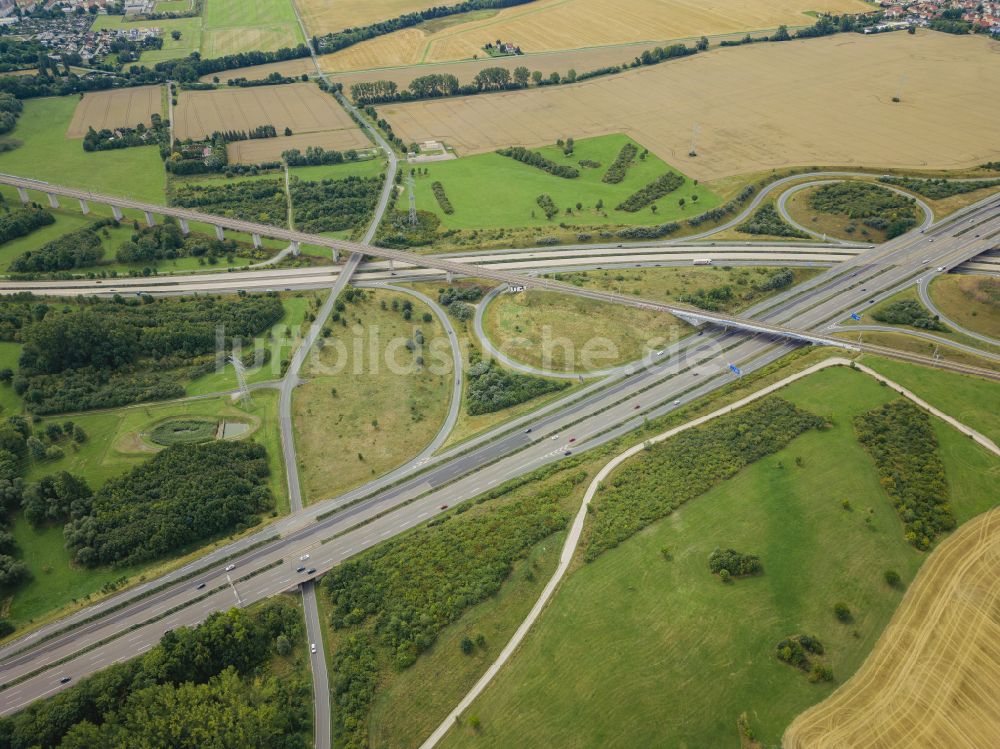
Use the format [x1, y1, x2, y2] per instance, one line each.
[465, 357, 568, 415]
[0, 600, 309, 749]
[808, 182, 918, 238]
[289, 175, 382, 233]
[281, 145, 359, 167]
[323, 479, 573, 747]
[535, 193, 559, 220]
[854, 399, 955, 549]
[0, 91, 23, 135]
[8, 224, 108, 274]
[227, 71, 306, 87]
[164, 133, 229, 175]
[0, 204, 54, 244]
[431, 181, 454, 214]
[313, 0, 533, 54]
[436, 285, 483, 321]
[82, 115, 168, 152]
[211, 124, 278, 143]
[736, 203, 809, 238]
[878, 176, 1000, 200]
[871, 299, 946, 331]
[116, 221, 244, 265]
[775, 634, 833, 681]
[708, 547, 762, 579]
[616, 172, 684, 212]
[586, 398, 824, 559]
[602, 142, 638, 184]
[496, 146, 579, 179]
[172, 178, 287, 226]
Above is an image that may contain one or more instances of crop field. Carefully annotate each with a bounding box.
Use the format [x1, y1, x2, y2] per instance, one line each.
[173, 83, 365, 145]
[312, 0, 868, 71]
[227, 129, 371, 164]
[412, 134, 718, 230]
[784, 505, 1000, 749]
[198, 57, 315, 83]
[438, 366, 1000, 748]
[299, 0, 435, 33]
[379, 32, 1000, 181]
[65, 85, 164, 138]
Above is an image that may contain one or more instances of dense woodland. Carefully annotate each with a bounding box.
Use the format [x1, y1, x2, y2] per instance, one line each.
[737, 203, 809, 238]
[854, 399, 955, 549]
[0, 600, 309, 749]
[116, 222, 250, 265]
[289, 175, 381, 233]
[0, 205, 54, 244]
[323, 475, 575, 748]
[586, 397, 823, 559]
[466, 359, 568, 415]
[4, 293, 283, 413]
[63, 440, 273, 567]
[808, 182, 918, 238]
[171, 180, 287, 227]
[8, 225, 106, 274]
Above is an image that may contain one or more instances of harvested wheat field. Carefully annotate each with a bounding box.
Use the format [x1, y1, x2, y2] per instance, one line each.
[299, 0, 434, 34]
[198, 57, 315, 84]
[317, 0, 869, 72]
[66, 85, 163, 138]
[378, 32, 1000, 181]
[784, 505, 1000, 749]
[173, 83, 359, 139]
[227, 129, 371, 164]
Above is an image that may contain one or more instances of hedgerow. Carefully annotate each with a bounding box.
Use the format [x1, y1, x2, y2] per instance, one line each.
[854, 399, 955, 549]
[878, 176, 1000, 200]
[616, 172, 684, 212]
[586, 397, 823, 559]
[496, 146, 579, 178]
[602, 142, 638, 184]
[431, 181, 454, 214]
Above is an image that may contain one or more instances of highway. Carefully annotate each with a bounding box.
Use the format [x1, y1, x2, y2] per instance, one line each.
[0, 179, 997, 718]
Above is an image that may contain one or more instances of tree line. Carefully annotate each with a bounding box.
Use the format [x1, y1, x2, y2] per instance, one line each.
[496, 146, 579, 179]
[0, 204, 54, 244]
[602, 142, 638, 184]
[616, 172, 684, 212]
[878, 176, 1000, 200]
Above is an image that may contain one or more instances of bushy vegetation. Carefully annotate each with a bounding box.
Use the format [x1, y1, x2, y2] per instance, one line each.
[737, 203, 809, 238]
[431, 181, 454, 214]
[322, 477, 573, 748]
[775, 634, 832, 681]
[171, 179, 287, 226]
[0, 91, 22, 135]
[535, 193, 558, 220]
[854, 400, 955, 549]
[9, 293, 283, 413]
[586, 398, 823, 559]
[708, 547, 762, 578]
[602, 142, 638, 184]
[437, 285, 483, 321]
[678, 284, 734, 311]
[289, 175, 381, 233]
[808, 182, 918, 238]
[82, 116, 167, 152]
[116, 222, 246, 265]
[8, 226, 104, 274]
[615, 172, 684, 212]
[0, 205, 54, 244]
[149, 418, 218, 446]
[466, 359, 568, 415]
[496, 146, 579, 179]
[872, 299, 946, 331]
[0, 599, 309, 749]
[281, 145, 359, 167]
[63, 440, 272, 567]
[878, 176, 1000, 200]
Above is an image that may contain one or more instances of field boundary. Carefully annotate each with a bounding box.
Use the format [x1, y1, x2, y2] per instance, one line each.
[418, 356, 999, 748]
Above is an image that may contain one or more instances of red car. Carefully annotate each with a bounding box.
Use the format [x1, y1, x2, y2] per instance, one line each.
[439, 504, 448, 510]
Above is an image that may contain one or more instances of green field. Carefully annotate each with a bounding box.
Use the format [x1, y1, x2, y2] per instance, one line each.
[412, 134, 721, 231]
[91, 15, 203, 63]
[201, 0, 305, 57]
[438, 366, 1000, 748]
[0, 97, 166, 202]
[289, 157, 385, 183]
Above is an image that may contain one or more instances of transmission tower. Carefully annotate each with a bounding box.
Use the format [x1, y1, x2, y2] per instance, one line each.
[407, 171, 418, 226]
[229, 354, 252, 405]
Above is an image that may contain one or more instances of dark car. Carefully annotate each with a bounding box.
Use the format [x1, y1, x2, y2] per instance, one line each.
[196, 582, 206, 590]
[307, 568, 316, 575]
[296, 566, 306, 573]
[60, 677, 72, 684]
[564, 451, 572, 456]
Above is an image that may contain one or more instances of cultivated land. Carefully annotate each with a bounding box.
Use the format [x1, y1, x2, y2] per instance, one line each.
[0, 97, 166, 202]
[66, 85, 164, 138]
[199, 56, 315, 83]
[227, 129, 372, 164]
[928, 274, 1000, 340]
[292, 289, 452, 503]
[784, 505, 1000, 749]
[378, 32, 1000, 181]
[314, 0, 869, 71]
[412, 134, 720, 230]
[438, 366, 1000, 748]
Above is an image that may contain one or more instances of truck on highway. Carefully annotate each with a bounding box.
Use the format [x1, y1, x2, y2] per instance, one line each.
[692, 258, 713, 266]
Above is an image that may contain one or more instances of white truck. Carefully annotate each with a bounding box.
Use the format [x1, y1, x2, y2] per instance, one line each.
[692, 258, 713, 266]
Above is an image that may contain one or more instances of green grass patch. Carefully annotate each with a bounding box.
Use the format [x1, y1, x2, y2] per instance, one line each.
[0, 97, 166, 203]
[411, 134, 720, 231]
[201, 0, 305, 58]
[438, 366, 999, 748]
[289, 156, 384, 182]
[148, 417, 218, 445]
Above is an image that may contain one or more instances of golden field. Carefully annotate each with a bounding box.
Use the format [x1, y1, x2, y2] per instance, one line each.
[66, 85, 163, 138]
[198, 57, 315, 83]
[377, 32, 1000, 181]
[226, 129, 371, 164]
[315, 0, 870, 72]
[783, 505, 1000, 749]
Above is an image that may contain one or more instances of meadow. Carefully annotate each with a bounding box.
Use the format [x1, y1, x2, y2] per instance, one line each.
[379, 32, 1000, 181]
[313, 0, 869, 71]
[928, 274, 1000, 340]
[437, 366, 1000, 747]
[411, 134, 719, 230]
[200, 0, 305, 58]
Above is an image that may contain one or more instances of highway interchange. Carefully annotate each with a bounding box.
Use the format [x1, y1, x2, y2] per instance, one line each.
[0, 169, 998, 737]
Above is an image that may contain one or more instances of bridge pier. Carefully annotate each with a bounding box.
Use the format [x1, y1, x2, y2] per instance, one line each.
[16, 187, 29, 205]
[111, 205, 123, 222]
[143, 211, 155, 227]
[291, 241, 300, 256]
[78, 199, 89, 215]
[252, 233, 262, 249]
[388, 258, 395, 272]
[214, 225, 225, 241]
[46, 193, 59, 209]
[331, 247, 339, 263]
[178, 218, 190, 236]
[446, 271, 453, 284]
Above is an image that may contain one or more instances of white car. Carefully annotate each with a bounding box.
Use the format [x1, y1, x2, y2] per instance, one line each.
[936, 266, 946, 272]
[225, 564, 235, 572]
[551, 435, 559, 440]
[299, 554, 310, 561]
[310, 643, 317, 654]
[673, 399, 681, 405]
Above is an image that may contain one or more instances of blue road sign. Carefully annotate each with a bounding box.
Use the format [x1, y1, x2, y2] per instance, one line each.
[729, 364, 742, 375]
[850, 312, 862, 321]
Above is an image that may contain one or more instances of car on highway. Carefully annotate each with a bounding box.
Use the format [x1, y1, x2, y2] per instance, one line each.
[307, 568, 316, 575]
[310, 643, 317, 654]
[673, 399, 681, 405]
[225, 564, 235, 572]
[439, 504, 448, 510]
[551, 435, 559, 440]
[60, 676, 71, 684]
[299, 554, 310, 561]
[634, 404, 641, 409]
[569, 437, 576, 442]
[936, 266, 946, 272]
[525, 428, 532, 433]
[196, 582, 206, 590]
[296, 566, 306, 573]
[564, 451, 572, 456]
